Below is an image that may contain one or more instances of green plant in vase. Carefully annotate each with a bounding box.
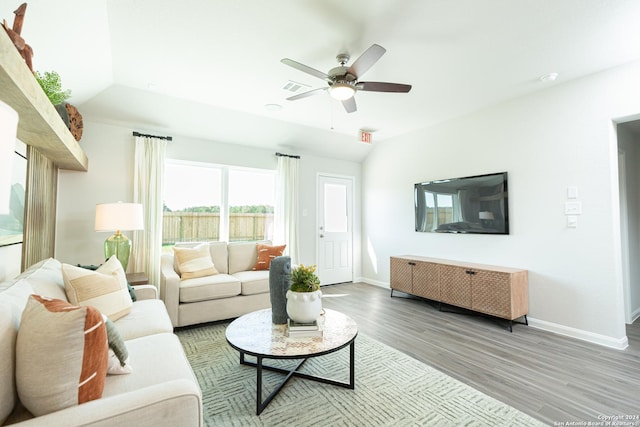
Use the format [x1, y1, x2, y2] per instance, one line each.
[287, 264, 322, 323]
[34, 70, 71, 105]
[34, 70, 83, 141]
[290, 264, 320, 292]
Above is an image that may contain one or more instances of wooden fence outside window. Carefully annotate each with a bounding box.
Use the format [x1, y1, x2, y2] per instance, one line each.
[162, 212, 273, 244]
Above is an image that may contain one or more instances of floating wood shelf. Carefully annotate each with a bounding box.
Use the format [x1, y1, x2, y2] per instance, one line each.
[0, 28, 88, 171]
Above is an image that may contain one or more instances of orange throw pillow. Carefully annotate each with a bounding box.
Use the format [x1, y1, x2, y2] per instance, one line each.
[252, 243, 286, 271]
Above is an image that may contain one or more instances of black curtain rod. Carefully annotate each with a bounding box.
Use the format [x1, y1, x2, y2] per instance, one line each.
[275, 152, 300, 159]
[133, 131, 173, 141]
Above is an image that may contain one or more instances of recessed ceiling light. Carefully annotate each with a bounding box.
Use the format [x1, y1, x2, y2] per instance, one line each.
[264, 103, 282, 112]
[539, 72, 559, 83]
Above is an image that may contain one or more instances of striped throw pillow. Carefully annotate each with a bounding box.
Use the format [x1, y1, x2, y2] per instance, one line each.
[16, 295, 108, 416]
[173, 243, 219, 279]
[62, 256, 132, 321]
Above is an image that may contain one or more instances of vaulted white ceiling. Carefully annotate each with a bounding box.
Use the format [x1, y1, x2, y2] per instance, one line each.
[3, 0, 640, 161]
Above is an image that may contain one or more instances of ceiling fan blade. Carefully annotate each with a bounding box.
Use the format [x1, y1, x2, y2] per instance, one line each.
[358, 81, 412, 93]
[281, 58, 330, 81]
[347, 44, 386, 78]
[341, 96, 357, 113]
[286, 87, 327, 101]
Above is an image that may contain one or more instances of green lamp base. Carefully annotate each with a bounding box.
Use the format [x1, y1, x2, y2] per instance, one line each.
[104, 231, 131, 271]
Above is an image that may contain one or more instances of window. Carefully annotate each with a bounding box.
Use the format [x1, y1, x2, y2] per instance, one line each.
[228, 168, 275, 242]
[163, 161, 275, 249]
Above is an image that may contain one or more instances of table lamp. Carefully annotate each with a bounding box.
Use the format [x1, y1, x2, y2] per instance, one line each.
[95, 202, 144, 270]
[0, 101, 19, 215]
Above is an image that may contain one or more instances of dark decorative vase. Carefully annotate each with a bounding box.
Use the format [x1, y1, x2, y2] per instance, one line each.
[269, 256, 291, 324]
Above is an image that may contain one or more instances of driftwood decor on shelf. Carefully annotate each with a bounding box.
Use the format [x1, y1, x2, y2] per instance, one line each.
[2, 3, 33, 72]
[56, 103, 83, 142]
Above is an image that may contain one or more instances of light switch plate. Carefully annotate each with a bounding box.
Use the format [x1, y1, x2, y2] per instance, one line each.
[565, 201, 582, 215]
[567, 215, 578, 228]
[567, 186, 578, 199]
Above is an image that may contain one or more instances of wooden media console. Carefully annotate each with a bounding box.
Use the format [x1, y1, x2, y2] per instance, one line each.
[390, 256, 528, 331]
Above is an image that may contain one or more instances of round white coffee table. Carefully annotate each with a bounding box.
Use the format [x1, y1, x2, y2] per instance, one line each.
[225, 308, 358, 415]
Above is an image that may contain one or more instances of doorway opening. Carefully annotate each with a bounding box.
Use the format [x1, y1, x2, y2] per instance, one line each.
[616, 119, 640, 324]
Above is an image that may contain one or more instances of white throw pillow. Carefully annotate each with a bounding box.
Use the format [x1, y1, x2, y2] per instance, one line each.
[173, 243, 218, 279]
[107, 349, 133, 375]
[62, 256, 132, 321]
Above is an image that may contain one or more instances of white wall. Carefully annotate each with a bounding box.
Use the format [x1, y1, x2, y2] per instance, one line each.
[361, 59, 640, 348]
[56, 121, 361, 277]
[57, 122, 136, 268]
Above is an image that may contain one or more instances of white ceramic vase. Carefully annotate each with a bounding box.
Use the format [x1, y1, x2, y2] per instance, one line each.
[286, 289, 322, 323]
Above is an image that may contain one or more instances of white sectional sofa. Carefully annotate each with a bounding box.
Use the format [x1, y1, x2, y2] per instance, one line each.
[160, 241, 274, 327]
[0, 258, 202, 427]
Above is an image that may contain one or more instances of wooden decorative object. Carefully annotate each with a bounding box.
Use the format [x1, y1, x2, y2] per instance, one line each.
[64, 103, 83, 141]
[55, 103, 83, 141]
[2, 3, 33, 72]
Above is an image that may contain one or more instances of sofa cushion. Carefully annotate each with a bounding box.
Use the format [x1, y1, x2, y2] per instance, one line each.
[19, 258, 68, 301]
[173, 244, 219, 279]
[0, 280, 34, 424]
[252, 243, 286, 271]
[114, 299, 174, 341]
[102, 333, 198, 398]
[232, 270, 270, 295]
[16, 295, 108, 416]
[179, 274, 241, 303]
[62, 256, 133, 321]
[228, 241, 265, 274]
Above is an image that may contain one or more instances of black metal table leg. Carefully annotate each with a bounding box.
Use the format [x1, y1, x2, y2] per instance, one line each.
[240, 341, 356, 415]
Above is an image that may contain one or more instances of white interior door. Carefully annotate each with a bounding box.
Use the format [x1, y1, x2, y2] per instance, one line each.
[317, 175, 353, 285]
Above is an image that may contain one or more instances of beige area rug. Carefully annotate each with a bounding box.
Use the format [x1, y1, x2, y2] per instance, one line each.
[176, 322, 545, 427]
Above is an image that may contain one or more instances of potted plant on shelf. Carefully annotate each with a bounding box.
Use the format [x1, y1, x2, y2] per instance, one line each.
[34, 70, 83, 141]
[286, 264, 322, 323]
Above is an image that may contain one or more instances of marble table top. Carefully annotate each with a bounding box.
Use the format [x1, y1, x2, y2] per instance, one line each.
[225, 308, 358, 358]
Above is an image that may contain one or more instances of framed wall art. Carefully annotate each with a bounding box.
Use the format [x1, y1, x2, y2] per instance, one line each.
[0, 150, 26, 247]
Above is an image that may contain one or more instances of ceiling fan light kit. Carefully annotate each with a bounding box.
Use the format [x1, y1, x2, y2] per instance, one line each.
[281, 43, 412, 113]
[329, 82, 356, 100]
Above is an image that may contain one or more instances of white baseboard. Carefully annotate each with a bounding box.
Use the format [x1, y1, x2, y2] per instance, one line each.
[356, 277, 389, 289]
[631, 307, 640, 323]
[527, 317, 629, 350]
[351, 280, 630, 350]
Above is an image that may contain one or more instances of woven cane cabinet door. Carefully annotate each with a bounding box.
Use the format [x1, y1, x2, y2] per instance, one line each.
[390, 257, 413, 293]
[439, 264, 471, 309]
[412, 261, 439, 301]
[471, 269, 528, 320]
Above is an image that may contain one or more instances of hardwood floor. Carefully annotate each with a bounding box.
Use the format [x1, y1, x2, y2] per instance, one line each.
[321, 282, 640, 426]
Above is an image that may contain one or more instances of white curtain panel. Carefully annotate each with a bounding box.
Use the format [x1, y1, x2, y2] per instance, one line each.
[274, 155, 300, 264]
[132, 135, 167, 286]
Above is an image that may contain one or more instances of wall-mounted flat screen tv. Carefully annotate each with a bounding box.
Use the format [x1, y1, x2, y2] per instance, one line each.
[415, 172, 509, 234]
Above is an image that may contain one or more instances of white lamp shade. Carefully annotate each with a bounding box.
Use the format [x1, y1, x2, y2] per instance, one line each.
[95, 202, 144, 232]
[0, 101, 18, 215]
